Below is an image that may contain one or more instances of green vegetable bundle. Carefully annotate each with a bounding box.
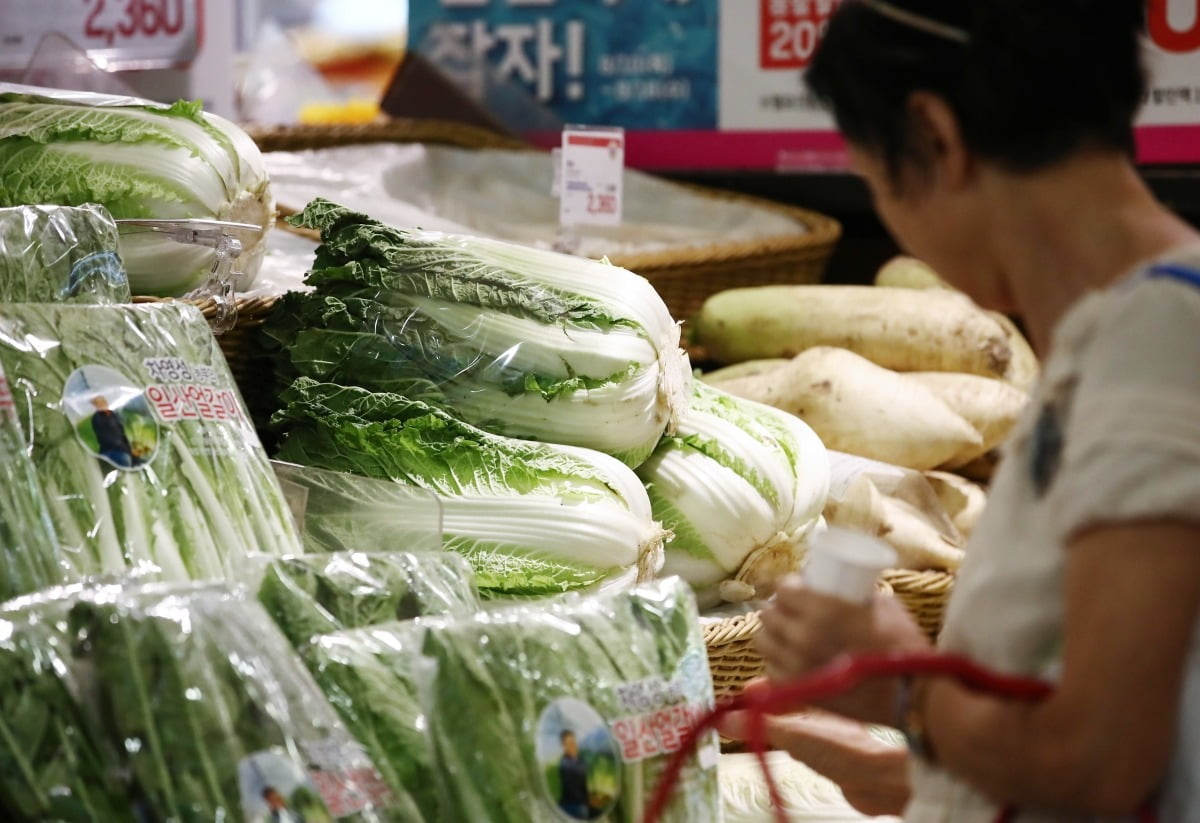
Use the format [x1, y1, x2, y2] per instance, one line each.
[0, 204, 130, 304]
[304, 577, 720, 823]
[257, 551, 480, 647]
[0, 582, 400, 822]
[304, 626, 439, 822]
[0, 83, 273, 296]
[638, 381, 831, 608]
[0, 303, 301, 580]
[273, 379, 666, 598]
[0, 364, 65, 601]
[264, 198, 690, 468]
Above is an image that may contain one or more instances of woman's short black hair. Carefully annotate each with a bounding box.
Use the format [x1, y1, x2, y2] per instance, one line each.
[806, 1, 1147, 175]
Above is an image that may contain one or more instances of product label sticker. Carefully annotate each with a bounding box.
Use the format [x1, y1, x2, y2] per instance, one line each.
[237, 748, 338, 822]
[302, 738, 395, 817]
[62, 364, 160, 471]
[536, 696, 621, 820]
[610, 651, 713, 765]
[559, 126, 624, 228]
[141, 357, 245, 427]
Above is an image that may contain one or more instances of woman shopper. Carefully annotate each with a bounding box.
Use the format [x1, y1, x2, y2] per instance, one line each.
[719, 1, 1200, 820]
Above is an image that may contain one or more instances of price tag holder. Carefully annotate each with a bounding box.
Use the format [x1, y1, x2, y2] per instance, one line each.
[0, 0, 202, 72]
[559, 126, 625, 228]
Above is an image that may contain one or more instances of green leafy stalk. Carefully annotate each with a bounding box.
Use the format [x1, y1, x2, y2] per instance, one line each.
[0, 392, 66, 599]
[273, 379, 621, 503]
[0, 303, 302, 582]
[0, 583, 406, 822]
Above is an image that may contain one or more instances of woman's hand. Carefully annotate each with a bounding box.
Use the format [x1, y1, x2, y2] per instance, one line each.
[717, 703, 911, 817]
[756, 574, 931, 723]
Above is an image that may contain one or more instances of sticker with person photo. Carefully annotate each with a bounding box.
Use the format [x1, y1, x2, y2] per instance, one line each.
[536, 697, 621, 820]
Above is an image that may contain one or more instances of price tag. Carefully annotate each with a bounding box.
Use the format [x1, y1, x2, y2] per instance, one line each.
[0, 0, 202, 72]
[559, 126, 625, 228]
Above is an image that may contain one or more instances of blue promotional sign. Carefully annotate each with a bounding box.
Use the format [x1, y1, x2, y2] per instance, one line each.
[407, 0, 719, 131]
[409, 0, 1200, 172]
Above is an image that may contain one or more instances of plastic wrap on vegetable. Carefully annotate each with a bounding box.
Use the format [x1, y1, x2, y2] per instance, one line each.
[305, 577, 721, 823]
[271, 380, 666, 599]
[0, 83, 273, 297]
[0, 582, 400, 822]
[638, 381, 830, 609]
[272, 460, 444, 556]
[262, 198, 690, 468]
[305, 625, 440, 823]
[0, 204, 131, 304]
[257, 551, 480, 647]
[0, 303, 302, 581]
[0, 363, 67, 603]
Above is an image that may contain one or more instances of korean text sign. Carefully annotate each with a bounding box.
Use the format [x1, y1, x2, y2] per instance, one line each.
[409, 0, 1200, 171]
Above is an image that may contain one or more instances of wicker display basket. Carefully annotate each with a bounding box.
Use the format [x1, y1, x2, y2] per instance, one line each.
[246, 120, 841, 324]
[704, 571, 956, 703]
[607, 189, 841, 322]
[882, 569, 957, 641]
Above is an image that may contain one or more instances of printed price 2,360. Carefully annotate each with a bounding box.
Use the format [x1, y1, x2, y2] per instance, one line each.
[587, 193, 618, 216]
[84, 0, 187, 47]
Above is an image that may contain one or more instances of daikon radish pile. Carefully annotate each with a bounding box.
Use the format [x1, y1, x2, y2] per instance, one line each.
[957, 450, 1001, 483]
[990, 311, 1040, 392]
[924, 470, 988, 538]
[825, 475, 965, 571]
[873, 255, 1041, 392]
[873, 255, 952, 291]
[691, 285, 1012, 377]
[904, 371, 1029, 467]
[712, 347, 982, 471]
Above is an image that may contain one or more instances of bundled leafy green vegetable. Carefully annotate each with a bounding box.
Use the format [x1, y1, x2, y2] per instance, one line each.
[0, 303, 301, 580]
[0, 83, 273, 296]
[305, 626, 439, 822]
[0, 612, 128, 822]
[0, 204, 130, 303]
[638, 382, 830, 607]
[0, 364, 66, 600]
[264, 198, 690, 467]
[273, 378, 665, 598]
[306, 577, 719, 823]
[257, 551, 480, 647]
[0, 582, 402, 822]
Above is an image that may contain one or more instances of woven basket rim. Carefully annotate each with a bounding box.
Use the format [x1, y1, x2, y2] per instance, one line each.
[132, 293, 282, 323]
[246, 119, 530, 152]
[882, 568, 957, 594]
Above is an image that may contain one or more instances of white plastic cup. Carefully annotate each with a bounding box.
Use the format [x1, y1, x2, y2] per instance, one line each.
[803, 527, 898, 605]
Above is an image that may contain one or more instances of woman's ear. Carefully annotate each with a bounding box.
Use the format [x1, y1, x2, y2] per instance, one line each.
[907, 91, 972, 190]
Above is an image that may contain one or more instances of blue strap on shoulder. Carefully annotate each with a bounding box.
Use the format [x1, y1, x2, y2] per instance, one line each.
[1145, 262, 1200, 289]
